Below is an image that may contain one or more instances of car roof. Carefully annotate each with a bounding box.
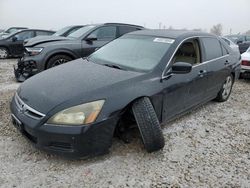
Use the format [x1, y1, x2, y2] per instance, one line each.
[128, 29, 214, 39]
[19, 29, 55, 32]
[82, 23, 144, 29]
[104, 23, 144, 28]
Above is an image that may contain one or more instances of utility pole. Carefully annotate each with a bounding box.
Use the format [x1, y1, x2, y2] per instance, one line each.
[159, 22, 162, 29]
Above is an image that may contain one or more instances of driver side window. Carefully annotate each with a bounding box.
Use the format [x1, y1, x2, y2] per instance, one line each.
[90, 26, 116, 40]
[172, 39, 201, 66]
[15, 31, 33, 41]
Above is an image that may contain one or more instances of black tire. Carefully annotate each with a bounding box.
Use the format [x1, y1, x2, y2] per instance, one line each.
[215, 74, 234, 102]
[132, 97, 165, 152]
[239, 73, 244, 79]
[46, 54, 72, 69]
[0, 47, 9, 59]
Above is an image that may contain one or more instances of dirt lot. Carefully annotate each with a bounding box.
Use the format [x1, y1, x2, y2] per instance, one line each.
[0, 59, 250, 188]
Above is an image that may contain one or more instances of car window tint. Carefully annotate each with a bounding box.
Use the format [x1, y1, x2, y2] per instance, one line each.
[118, 26, 139, 36]
[246, 36, 250, 41]
[36, 31, 51, 36]
[15, 31, 33, 41]
[201, 37, 223, 61]
[91, 26, 116, 40]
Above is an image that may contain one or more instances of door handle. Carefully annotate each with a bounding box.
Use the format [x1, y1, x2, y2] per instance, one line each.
[198, 70, 207, 77]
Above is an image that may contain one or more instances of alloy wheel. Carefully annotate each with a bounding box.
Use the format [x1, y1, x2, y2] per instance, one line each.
[53, 58, 68, 67]
[222, 76, 233, 99]
[0, 48, 8, 59]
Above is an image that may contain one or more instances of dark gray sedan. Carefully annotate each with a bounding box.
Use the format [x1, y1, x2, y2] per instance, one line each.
[10, 30, 241, 158]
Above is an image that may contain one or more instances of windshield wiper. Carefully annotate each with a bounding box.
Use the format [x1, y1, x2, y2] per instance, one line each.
[103, 63, 126, 70]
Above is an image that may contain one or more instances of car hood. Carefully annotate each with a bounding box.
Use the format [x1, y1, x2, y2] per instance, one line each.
[25, 36, 71, 47]
[17, 59, 142, 114]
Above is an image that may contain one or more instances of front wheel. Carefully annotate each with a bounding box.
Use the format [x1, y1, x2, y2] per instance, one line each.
[0, 47, 9, 59]
[132, 97, 165, 152]
[46, 55, 72, 69]
[215, 74, 234, 102]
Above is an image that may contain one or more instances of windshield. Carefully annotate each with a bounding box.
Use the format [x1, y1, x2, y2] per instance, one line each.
[5, 28, 17, 33]
[67, 25, 95, 38]
[89, 35, 173, 72]
[53, 26, 73, 36]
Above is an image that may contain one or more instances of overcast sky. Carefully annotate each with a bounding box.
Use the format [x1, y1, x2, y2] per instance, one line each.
[0, 0, 249, 35]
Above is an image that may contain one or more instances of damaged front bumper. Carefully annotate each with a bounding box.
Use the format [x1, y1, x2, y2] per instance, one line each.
[14, 58, 39, 82]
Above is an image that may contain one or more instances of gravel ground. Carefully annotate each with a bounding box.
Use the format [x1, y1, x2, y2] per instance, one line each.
[0, 59, 250, 188]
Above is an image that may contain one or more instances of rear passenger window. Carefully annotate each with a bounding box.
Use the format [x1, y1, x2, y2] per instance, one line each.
[118, 26, 140, 36]
[246, 36, 250, 41]
[36, 31, 52, 36]
[201, 38, 222, 61]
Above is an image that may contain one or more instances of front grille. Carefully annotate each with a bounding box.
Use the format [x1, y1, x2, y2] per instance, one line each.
[15, 93, 45, 119]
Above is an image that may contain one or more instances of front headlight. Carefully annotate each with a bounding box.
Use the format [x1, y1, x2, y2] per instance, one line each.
[47, 100, 105, 125]
[25, 47, 43, 56]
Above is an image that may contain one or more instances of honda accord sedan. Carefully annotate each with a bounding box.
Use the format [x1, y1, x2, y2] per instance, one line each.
[10, 30, 241, 158]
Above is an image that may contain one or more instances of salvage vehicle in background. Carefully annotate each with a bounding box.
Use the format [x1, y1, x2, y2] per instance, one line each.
[23, 25, 84, 45]
[14, 23, 144, 81]
[226, 35, 250, 54]
[240, 47, 250, 79]
[0, 29, 55, 59]
[0, 27, 28, 38]
[52, 25, 84, 37]
[10, 30, 240, 158]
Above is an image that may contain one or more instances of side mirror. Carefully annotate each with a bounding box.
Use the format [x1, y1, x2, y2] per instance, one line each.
[85, 34, 97, 42]
[171, 62, 192, 74]
[12, 36, 17, 42]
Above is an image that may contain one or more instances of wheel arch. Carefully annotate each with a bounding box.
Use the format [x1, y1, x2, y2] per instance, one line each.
[113, 95, 161, 129]
[231, 71, 235, 83]
[45, 50, 78, 69]
[0, 45, 10, 54]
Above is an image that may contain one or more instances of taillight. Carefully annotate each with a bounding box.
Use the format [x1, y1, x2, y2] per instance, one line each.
[241, 60, 250, 66]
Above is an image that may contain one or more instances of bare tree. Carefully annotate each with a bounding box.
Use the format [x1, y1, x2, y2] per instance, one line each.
[210, 24, 223, 36]
[245, 30, 250, 35]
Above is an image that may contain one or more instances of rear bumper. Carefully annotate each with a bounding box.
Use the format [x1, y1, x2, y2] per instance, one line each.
[10, 97, 118, 159]
[240, 65, 250, 78]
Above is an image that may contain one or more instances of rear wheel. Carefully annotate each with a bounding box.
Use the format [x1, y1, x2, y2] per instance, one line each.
[215, 74, 233, 102]
[132, 97, 165, 152]
[46, 54, 72, 69]
[0, 47, 9, 59]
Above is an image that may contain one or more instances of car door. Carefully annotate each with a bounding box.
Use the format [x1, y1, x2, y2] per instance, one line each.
[162, 38, 208, 121]
[200, 37, 231, 99]
[9, 30, 34, 56]
[81, 26, 117, 57]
